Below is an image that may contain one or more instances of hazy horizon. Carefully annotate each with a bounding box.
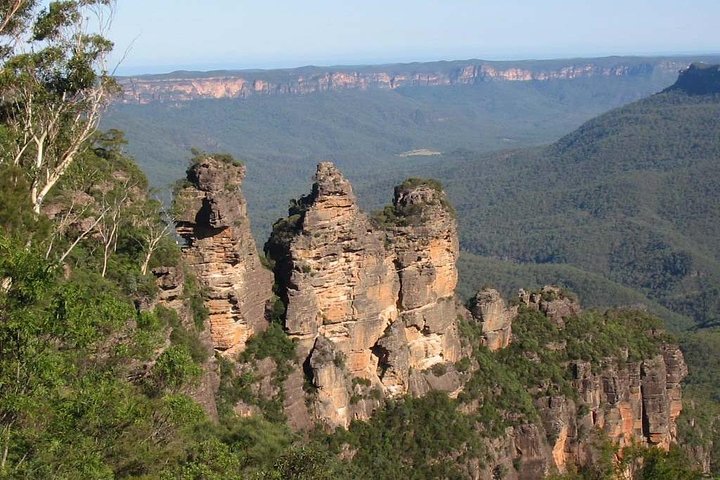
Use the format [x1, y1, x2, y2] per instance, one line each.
[115, 50, 720, 77]
[109, 0, 720, 76]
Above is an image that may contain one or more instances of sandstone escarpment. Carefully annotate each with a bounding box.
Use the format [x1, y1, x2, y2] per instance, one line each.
[479, 288, 689, 475]
[118, 58, 694, 104]
[665, 63, 720, 95]
[175, 156, 272, 353]
[265, 163, 464, 427]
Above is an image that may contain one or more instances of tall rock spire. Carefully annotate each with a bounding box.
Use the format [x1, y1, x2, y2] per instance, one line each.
[266, 163, 464, 428]
[174, 155, 272, 354]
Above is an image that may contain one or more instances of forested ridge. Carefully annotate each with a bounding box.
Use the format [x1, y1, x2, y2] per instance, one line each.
[431, 85, 720, 330]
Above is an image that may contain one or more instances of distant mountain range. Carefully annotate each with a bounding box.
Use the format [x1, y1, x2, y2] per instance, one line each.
[117, 55, 720, 104]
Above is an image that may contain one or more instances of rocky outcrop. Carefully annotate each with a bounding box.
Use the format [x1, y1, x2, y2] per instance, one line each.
[470, 288, 516, 350]
[266, 163, 463, 427]
[152, 266, 185, 312]
[175, 156, 272, 354]
[468, 288, 689, 475]
[165, 157, 692, 474]
[519, 285, 581, 327]
[512, 324, 688, 474]
[665, 63, 720, 95]
[391, 180, 463, 378]
[118, 58, 699, 104]
[533, 346, 688, 473]
[265, 162, 399, 363]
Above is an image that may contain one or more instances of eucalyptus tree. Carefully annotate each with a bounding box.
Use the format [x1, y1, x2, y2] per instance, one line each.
[0, 0, 117, 215]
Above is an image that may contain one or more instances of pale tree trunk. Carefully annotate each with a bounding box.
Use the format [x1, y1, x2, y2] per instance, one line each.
[140, 223, 170, 275]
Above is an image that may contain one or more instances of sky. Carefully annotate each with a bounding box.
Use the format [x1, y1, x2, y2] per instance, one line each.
[108, 0, 720, 75]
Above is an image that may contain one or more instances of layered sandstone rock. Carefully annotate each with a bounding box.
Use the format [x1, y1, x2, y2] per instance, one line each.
[175, 156, 272, 353]
[152, 266, 185, 312]
[119, 59, 688, 104]
[265, 161, 399, 364]
[169, 159, 691, 473]
[470, 288, 517, 350]
[265, 162, 400, 428]
[266, 163, 464, 427]
[536, 342, 688, 473]
[390, 180, 463, 378]
[478, 288, 689, 475]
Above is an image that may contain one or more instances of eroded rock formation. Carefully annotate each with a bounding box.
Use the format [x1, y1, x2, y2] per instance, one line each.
[534, 346, 688, 473]
[266, 163, 463, 427]
[167, 158, 691, 475]
[391, 180, 463, 374]
[519, 285, 581, 327]
[175, 156, 272, 354]
[470, 288, 517, 350]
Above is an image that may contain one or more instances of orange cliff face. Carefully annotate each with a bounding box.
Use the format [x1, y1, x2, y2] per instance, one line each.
[117, 59, 692, 104]
[174, 157, 273, 355]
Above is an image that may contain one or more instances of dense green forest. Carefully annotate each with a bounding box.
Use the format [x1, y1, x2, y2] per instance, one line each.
[422, 88, 720, 330]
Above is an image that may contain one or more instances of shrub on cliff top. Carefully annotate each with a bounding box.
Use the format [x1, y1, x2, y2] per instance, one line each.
[189, 147, 244, 167]
[398, 177, 444, 192]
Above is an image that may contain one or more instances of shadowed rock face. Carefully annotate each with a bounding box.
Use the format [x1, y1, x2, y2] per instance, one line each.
[470, 288, 517, 350]
[266, 163, 463, 427]
[665, 63, 720, 95]
[531, 333, 688, 474]
[175, 157, 272, 354]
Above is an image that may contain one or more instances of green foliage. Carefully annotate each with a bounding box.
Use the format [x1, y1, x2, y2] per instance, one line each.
[399, 177, 444, 192]
[435, 91, 720, 330]
[158, 305, 209, 363]
[431, 362, 448, 376]
[0, 234, 211, 478]
[189, 147, 243, 167]
[326, 391, 483, 478]
[622, 445, 703, 480]
[459, 344, 538, 435]
[216, 356, 256, 418]
[453, 303, 669, 443]
[0, 164, 52, 242]
[0, 0, 117, 217]
[240, 322, 296, 368]
[676, 328, 720, 475]
[149, 346, 202, 393]
[216, 324, 296, 423]
[184, 272, 209, 331]
[456, 252, 693, 331]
